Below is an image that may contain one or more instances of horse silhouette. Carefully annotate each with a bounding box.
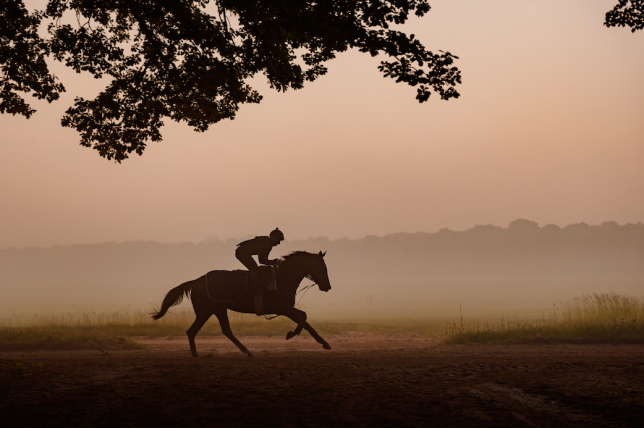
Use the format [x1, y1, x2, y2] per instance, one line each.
[151, 251, 331, 357]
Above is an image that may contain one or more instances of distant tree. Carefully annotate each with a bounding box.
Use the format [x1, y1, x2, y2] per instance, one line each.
[0, 0, 461, 162]
[605, 0, 644, 32]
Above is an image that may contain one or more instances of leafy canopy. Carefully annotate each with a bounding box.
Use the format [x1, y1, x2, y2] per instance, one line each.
[1, 0, 64, 118]
[3, 1, 639, 162]
[1, 0, 462, 162]
[605, 0, 644, 32]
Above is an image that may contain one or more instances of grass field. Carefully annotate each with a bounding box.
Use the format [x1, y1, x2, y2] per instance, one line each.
[442, 292, 644, 344]
[1, 293, 642, 347]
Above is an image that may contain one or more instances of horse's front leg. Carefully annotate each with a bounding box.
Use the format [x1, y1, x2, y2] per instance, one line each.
[285, 307, 305, 340]
[286, 323, 304, 340]
[284, 308, 331, 350]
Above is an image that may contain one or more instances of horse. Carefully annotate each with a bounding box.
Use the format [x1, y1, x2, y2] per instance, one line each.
[151, 251, 332, 357]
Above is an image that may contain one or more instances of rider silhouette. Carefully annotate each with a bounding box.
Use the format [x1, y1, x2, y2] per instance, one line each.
[235, 228, 284, 294]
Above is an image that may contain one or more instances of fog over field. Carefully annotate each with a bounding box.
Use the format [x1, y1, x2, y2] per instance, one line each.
[2, 219, 642, 320]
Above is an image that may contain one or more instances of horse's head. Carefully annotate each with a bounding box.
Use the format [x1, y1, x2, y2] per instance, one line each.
[308, 251, 331, 292]
[282, 250, 331, 292]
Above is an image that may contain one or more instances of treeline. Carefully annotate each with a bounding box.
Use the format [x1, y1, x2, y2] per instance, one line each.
[328, 219, 644, 280]
[1, 219, 643, 296]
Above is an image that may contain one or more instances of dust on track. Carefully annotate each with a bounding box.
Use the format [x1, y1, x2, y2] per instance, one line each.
[1, 335, 643, 427]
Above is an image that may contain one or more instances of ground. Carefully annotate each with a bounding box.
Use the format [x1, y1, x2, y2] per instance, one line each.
[1, 334, 643, 427]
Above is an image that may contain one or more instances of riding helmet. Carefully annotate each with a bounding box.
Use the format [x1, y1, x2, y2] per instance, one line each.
[270, 228, 284, 241]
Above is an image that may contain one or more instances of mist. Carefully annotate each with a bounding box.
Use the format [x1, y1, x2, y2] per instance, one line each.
[2, 219, 642, 320]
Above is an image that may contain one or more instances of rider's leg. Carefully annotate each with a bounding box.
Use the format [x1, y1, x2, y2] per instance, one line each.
[235, 251, 264, 315]
[235, 251, 258, 272]
[235, 251, 261, 293]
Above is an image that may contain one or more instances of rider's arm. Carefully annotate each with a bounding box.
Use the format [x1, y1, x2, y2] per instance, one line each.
[257, 244, 277, 265]
[258, 256, 277, 265]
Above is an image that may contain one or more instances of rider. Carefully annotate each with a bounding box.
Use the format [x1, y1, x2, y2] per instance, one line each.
[235, 228, 284, 294]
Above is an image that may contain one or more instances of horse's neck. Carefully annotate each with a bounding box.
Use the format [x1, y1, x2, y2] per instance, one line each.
[278, 260, 309, 294]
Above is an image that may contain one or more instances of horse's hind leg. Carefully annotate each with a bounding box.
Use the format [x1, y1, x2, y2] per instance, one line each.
[187, 313, 212, 357]
[214, 309, 254, 357]
[285, 308, 331, 350]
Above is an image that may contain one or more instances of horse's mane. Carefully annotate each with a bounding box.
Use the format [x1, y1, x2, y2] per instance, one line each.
[281, 251, 318, 262]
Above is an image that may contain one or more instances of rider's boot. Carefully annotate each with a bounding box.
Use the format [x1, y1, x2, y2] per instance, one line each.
[252, 271, 264, 295]
[252, 271, 265, 316]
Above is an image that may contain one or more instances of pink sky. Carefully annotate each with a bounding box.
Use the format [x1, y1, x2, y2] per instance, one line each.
[1, 0, 643, 248]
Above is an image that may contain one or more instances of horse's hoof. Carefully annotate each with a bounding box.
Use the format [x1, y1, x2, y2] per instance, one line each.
[191, 354, 199, 358]
[322, 342, 331, 350]
[286, 331, 296, 340]
[246, 352, 254, 358]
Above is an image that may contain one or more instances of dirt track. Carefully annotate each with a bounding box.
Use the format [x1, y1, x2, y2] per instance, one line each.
[1, 335, 643, 427]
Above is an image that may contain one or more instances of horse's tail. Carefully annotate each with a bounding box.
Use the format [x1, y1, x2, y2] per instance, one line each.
[151, 280, 196, 320]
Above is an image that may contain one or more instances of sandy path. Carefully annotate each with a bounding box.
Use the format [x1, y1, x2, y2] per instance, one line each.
[1, 336, 643, 427]
[130, 333, 438, 353]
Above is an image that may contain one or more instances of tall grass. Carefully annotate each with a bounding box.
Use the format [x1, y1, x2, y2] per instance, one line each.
[441, 293, 644, 345]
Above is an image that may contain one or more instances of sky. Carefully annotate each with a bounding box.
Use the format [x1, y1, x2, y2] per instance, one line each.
[1, 0, 643, 249]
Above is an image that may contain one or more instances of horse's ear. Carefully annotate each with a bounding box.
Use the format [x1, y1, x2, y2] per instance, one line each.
[319, 251, 326, 258]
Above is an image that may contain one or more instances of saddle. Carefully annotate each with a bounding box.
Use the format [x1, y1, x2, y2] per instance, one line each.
[208, 265, 277, 316]
[258, 265, 278, 291]
[233, 265, 277, 291]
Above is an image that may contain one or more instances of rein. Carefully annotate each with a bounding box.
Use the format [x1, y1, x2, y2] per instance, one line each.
[295, 281, 316, 307]
[295, 285, 314, 307]
[264, 274, 316, 320]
